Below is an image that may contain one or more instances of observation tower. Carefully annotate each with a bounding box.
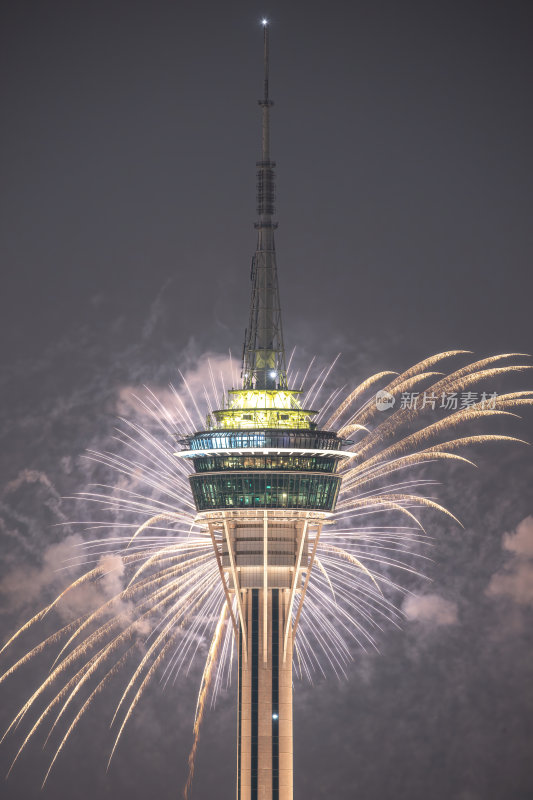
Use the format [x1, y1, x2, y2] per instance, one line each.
[177, 24, 350, 800]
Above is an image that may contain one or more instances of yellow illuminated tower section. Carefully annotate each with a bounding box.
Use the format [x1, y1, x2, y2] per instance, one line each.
[177, 23, 349, 800]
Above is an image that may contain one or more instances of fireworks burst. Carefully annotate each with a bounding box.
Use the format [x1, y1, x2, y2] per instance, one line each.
[0, 350, 531, 793]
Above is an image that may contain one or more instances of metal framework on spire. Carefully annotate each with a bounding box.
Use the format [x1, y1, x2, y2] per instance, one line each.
[242, 22, 287, 391]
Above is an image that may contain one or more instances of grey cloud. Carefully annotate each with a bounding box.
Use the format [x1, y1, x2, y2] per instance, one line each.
[502, 514, 533, 557]
[0, 534, 129, 620]
[402, 592, 459, 626]
[486, 515, 533, 605]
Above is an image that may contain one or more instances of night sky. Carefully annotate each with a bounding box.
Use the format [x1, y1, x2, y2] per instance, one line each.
[1, 1, 532, 799]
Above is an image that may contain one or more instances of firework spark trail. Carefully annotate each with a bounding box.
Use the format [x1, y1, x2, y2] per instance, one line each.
[106, 574, 222, 771]
[344, 477, 439, 500]
[229, 349, 237, 391]
[314, 384, 345, 425]
[212, 600, 236, 702]
[0, 550, 161, 663]
[322, 545, 428, 581]
[336, 497, 427, 530]
[170, 382, 198, 432]
[295, 594, 351, 675]
[299, 355, 316, 391]
[6, 650, 107, 776]
[134, 388, 181, 437]
[345, 357, 530, 443]
[76, 486, 196, 517]
[111, 567, 220, 726]
[313, 556, 400, 625]
[218, 369, 226, 407]
[292, 629, 317, 681]
[339, 450, 478, 490]
[286, 345, 296, 383]
[184, 603, 228, 800]
[178, 370, 206, 429]
[86, 434, 194, 493]
[306, 353, 341, 409]
[324, 370, 397, 429]
[61, 538, 208, 574]
[125, 512, 179, 548]
[291, 608, 329, 678]
[353, 409, 522, 471]
[313, 574, 387, 647]
[125, 544, 213, 590]
[313, 553, 406, 627]
[107, 417, 192, 481]
[40, 642, 141, 789]
[0, 613, 91, 701]
[318, 543, 384, 595]
[47, 567, 216, 741]
[87, 440, 191, 495]
[208, 360, 219, 409]
[333, 351, 483, 433]
[313, 556, 336, 602]
[302, 364, 327, 408]
[51, 554, 205, 667]
[337, 492, 463, 528]
[102, 633, 182, 775]
[4, 547, 214, 734]
[6, 572, 188, 742]
[203, 384, 215, 420]
[161, 577, 223, 686]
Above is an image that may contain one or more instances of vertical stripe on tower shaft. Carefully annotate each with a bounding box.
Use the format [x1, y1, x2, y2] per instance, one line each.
[272, 589, 279, 800]
[251, 590, 259, 800]
[238, 619, 242, 800]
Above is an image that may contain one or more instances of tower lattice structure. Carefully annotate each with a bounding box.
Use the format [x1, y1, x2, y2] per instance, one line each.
[177, 24, 349, 800]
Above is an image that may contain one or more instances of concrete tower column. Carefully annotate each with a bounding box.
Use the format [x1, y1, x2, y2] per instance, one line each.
[238, 589, 293, 800]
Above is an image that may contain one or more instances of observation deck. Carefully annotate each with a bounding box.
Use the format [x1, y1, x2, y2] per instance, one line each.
[177, 388, 351, 514]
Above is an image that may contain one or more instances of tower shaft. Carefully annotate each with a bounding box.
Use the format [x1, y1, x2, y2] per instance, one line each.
[238, 589, 293, 800]
[200, 510, 326, 800]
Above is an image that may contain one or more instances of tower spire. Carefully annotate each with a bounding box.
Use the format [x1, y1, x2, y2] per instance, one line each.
[242, 21, 287, 390]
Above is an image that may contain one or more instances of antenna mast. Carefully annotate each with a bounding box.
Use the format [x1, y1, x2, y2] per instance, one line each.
[242, 21, 287, 390]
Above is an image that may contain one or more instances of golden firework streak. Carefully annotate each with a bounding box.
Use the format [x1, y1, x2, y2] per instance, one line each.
[184, 603, 228, 800]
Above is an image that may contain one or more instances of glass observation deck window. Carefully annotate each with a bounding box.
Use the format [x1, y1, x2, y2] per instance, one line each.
[180, 429, 348, 453]
[191, 454, 339, 473]
[190, 472, 340, 511]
